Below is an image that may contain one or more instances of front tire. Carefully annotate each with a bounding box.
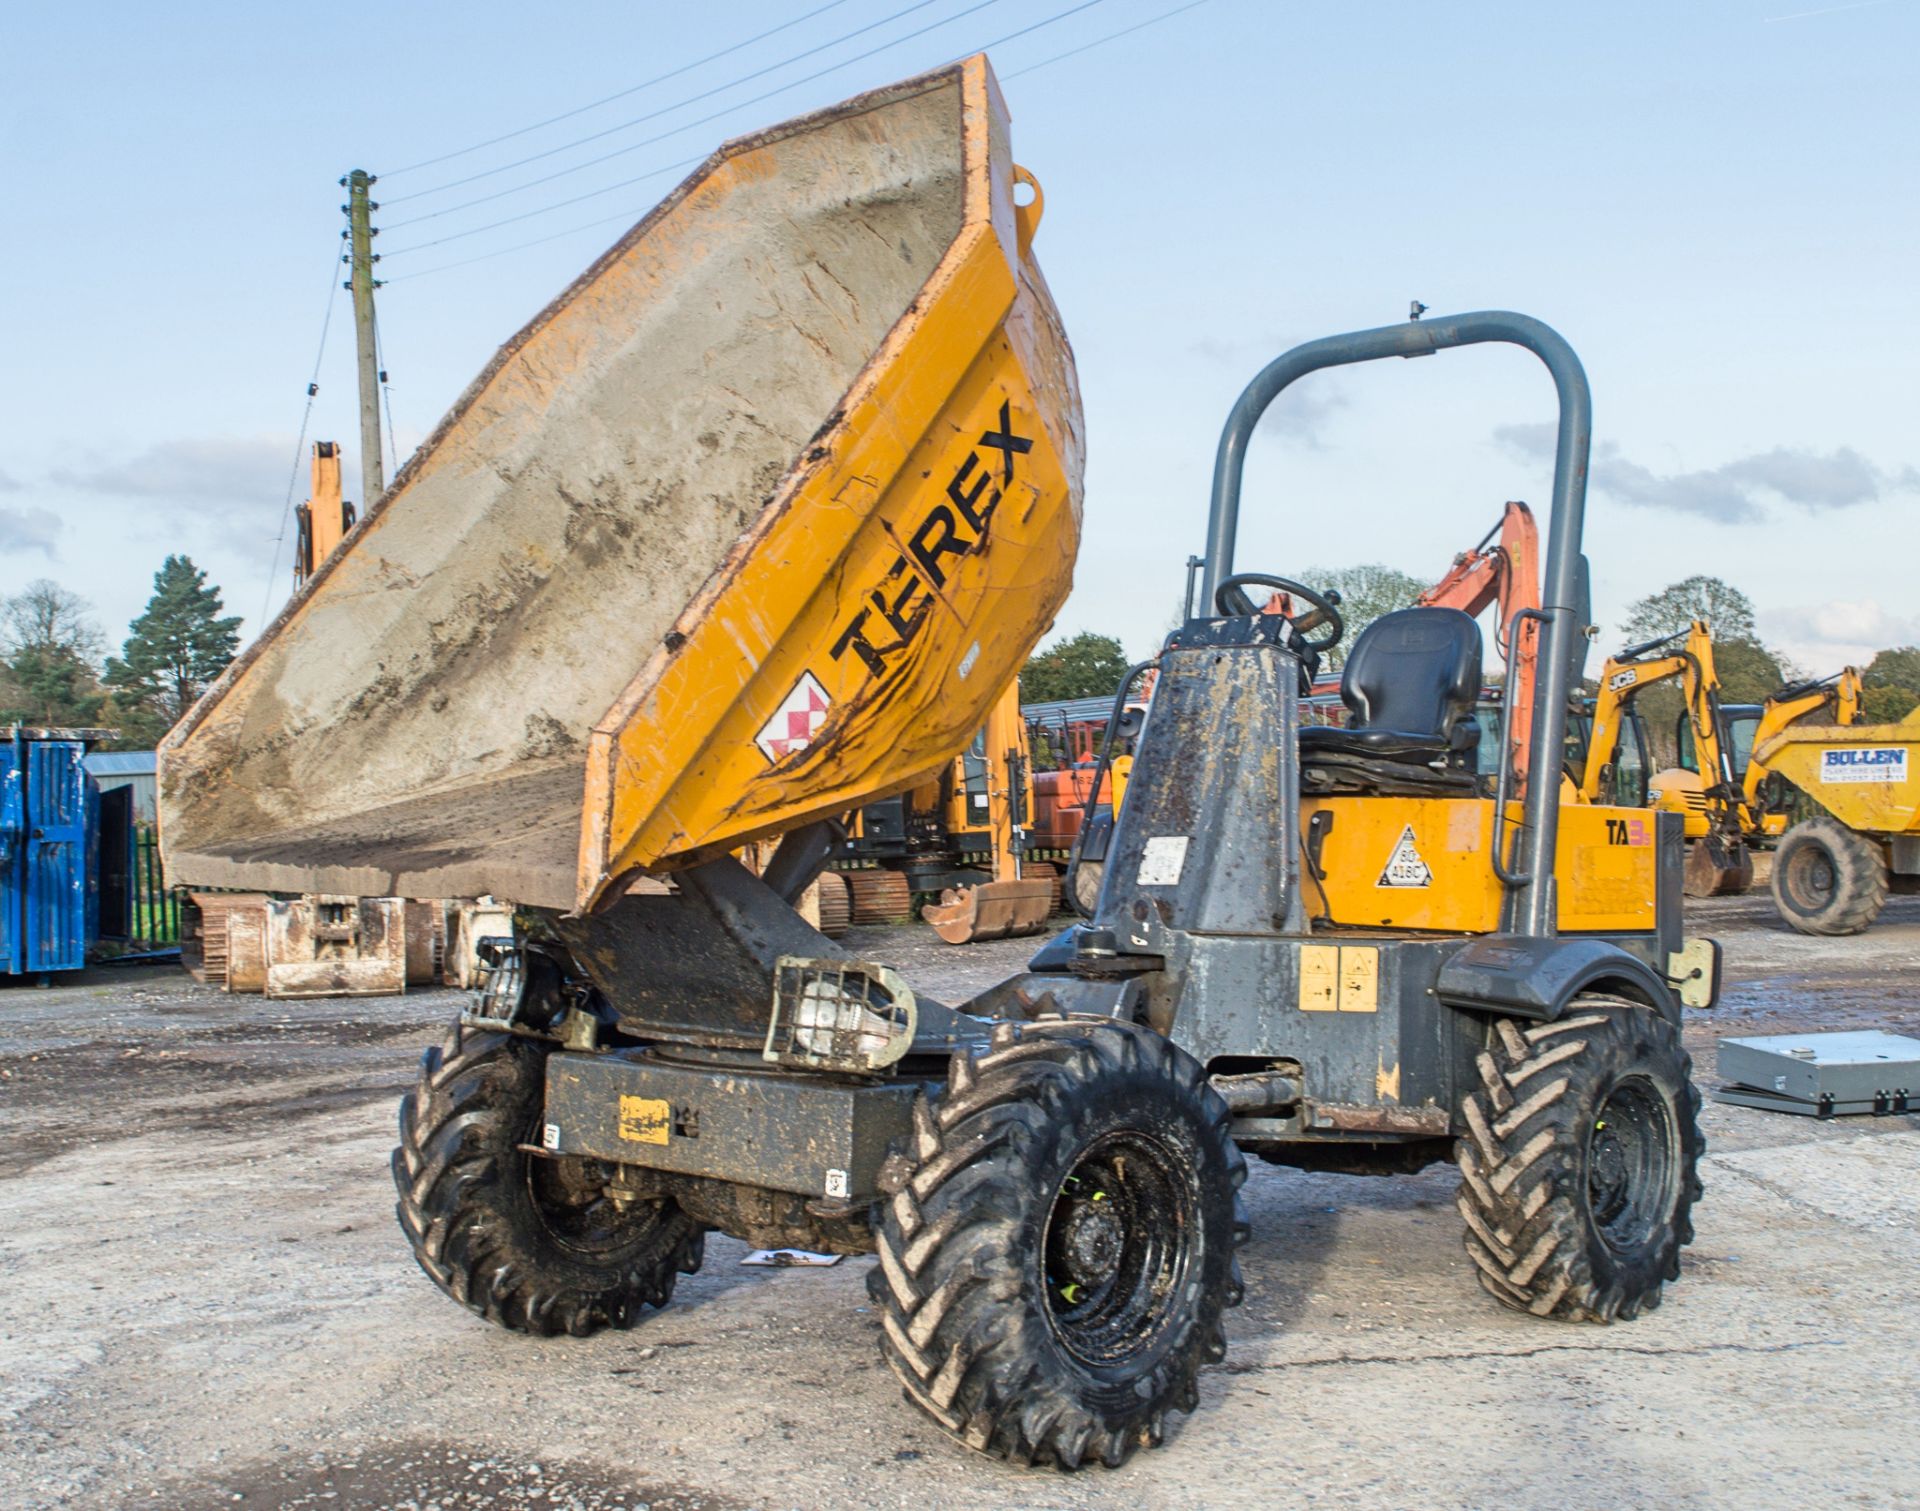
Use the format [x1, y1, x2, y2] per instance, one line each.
[392, 1023, 706, 1336]
[1456, 995, 1703, 1323]
[1770, 816, 1888, 935]
[870, 1019, 1247, 1469]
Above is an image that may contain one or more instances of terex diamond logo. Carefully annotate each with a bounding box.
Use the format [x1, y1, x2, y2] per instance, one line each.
[756, 672, 831, 763]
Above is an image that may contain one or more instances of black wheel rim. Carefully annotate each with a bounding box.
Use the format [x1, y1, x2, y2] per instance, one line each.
[1041, 1131, 1195, 1367]
[1786, 846, 1836, 909]
[522, 1125, 655, 1259]
[1585, 1077, 1678, 1258]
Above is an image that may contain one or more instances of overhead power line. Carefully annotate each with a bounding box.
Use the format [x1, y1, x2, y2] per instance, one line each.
[385, 0, 958, 206]
[1001, 0, 1210, 78]
[385, 0, 1206, 286]
[383, 196, 691, 284]
[263, 249, 343, 626]
[382, 0, 1112, 259]
[381, 0, 854, 180]
[372, 306, 400, 472]
[383, 155, 703, 259]
[383, 0, 1011, 232]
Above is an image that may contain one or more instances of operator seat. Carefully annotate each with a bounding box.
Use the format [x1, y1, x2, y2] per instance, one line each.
[1298, 607, 1483, 793]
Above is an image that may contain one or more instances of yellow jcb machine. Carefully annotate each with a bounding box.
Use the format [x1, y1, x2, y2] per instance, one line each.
[1576, 625, 1900, 919]
[919, 681, 1055, 942]
[1578, 619, 1764, 895]
[159, 60, 1713, 1471]
[828, 678, 1058, 941]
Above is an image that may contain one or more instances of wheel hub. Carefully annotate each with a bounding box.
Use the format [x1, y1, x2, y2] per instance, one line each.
[1058, 1196, 1125, 1283]
[1589, 1128, 1630, 1222]
[1586, 1077, 1679, 1258]
[1041, 1132, 1196, 1367]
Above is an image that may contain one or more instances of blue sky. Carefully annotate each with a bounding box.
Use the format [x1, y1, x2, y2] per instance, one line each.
[3, 0, 1915, 671]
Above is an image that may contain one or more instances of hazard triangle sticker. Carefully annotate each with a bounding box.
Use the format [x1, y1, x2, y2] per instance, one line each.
[1377, 825, 1433, 888]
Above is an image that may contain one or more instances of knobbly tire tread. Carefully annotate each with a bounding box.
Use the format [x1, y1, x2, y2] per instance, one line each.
[392, 1022, 704, 1337]
[1770, 816, 1889, 936]
[1455, 994, 1704, 1324]
[869, 1018, 1248, 1470]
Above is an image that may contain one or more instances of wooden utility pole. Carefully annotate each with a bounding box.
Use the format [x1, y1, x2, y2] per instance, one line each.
[343, 169, 384, 507]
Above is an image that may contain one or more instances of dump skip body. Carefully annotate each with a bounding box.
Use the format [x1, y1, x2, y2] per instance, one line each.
[160, 57, 1084, 912]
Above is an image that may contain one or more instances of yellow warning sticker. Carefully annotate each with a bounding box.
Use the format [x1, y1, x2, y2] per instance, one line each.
[617, 1095, 671, 1146]
[1339, 946, 1379, 1013]
[1299, 944, 1339, 1011]
[1299, 944, 1379, 1012]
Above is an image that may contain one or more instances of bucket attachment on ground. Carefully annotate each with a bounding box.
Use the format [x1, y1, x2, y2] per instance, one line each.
[1684, 832, 1754, 897]
[921, 876, 1054, 943]
[159, 56, 1083, 915]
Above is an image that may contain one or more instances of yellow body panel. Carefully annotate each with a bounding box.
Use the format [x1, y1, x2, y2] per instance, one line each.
[585, 218, 1082, 898]
[1303, 796, 1657, 933]
[1648, 768, 1711, 839]
[1755, 712, 1920, 837]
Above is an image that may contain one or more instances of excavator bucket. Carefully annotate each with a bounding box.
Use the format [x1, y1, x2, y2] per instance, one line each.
[921, 877, 1054, 944]
[160, 57, 1083, 914]
[1684, 833, 1754, 897]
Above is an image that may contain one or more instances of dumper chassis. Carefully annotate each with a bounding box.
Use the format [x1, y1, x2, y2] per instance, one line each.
[390, 312, 1713, 1469]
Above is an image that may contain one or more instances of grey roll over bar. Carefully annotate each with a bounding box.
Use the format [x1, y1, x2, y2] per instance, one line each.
[1198, 310, 1593, 939]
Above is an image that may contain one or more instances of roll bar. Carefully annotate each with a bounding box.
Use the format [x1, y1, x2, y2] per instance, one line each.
[1199, 311, 1592, 939]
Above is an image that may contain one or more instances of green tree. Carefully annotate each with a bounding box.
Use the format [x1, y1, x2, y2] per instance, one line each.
[1712, 639, 1791, 703]
[103, 556, 242, 747]
[1862, 684, 1918, 723]
[0, 579, 106, 727]
[1299, 563, 1426, 671]
[1864, 645, 1920, 689]
[1620, 575, 1758, 646]
[1020, 631, 1130, 703]
[1862, 644, 1919, 723]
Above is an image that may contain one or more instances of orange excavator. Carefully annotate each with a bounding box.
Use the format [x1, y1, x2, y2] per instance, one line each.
[293, 441, 357, 585]
[1414, 499, 1543, 787]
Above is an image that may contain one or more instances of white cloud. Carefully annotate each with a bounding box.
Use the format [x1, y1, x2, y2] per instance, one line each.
[0, 506, 60, 555]
[1493, 426, 1917, 523]
[1765, 598, 1920, 669]
[52, 437, 289, 507]
[0, 467, 23, 494]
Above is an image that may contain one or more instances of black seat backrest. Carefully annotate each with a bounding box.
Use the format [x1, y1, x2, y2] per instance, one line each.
[1340, 607, 1483, 739]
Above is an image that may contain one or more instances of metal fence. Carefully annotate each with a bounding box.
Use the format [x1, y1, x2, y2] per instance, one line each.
[131, 825, 181, 946]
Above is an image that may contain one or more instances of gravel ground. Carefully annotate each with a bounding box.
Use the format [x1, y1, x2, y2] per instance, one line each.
[2, 896, 1916, 1509]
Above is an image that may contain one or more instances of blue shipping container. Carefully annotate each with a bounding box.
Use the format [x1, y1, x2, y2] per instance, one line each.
[0, 730, 100, 976]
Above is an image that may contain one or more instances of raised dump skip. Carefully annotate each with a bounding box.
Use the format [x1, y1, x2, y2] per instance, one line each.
[161, 56, 1084, 913]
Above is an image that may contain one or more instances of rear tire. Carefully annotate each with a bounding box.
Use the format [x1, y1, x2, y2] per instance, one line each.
[1770, 817, 1888, 935]
[1456, 995, 1703, 1323]
[870, 1019, 1247, 1468]
[392, 1023, 705, 1336]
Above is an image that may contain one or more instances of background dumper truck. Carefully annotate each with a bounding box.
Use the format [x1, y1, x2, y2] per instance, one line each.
[162, 58, 1715, 1470]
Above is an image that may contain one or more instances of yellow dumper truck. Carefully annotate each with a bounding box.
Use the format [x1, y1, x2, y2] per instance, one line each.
[162, 59, 1713, 1469]
[1760, 698, 1919, 934]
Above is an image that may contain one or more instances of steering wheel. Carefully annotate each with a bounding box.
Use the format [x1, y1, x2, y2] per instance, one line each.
[1213, 573, 1345, 653]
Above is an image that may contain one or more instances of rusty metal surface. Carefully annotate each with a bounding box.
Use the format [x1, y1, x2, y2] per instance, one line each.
[920, 877, 1052, 943]
[1304, 1101, 1452, 1136]
[262, 896, 407, 1000]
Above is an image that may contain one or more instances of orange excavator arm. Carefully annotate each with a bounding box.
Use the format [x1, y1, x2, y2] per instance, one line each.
[1416, 500, 1541, 785]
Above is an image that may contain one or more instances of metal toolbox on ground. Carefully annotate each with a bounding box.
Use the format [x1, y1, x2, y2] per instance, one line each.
[1715, 1030, 1920, 1117]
